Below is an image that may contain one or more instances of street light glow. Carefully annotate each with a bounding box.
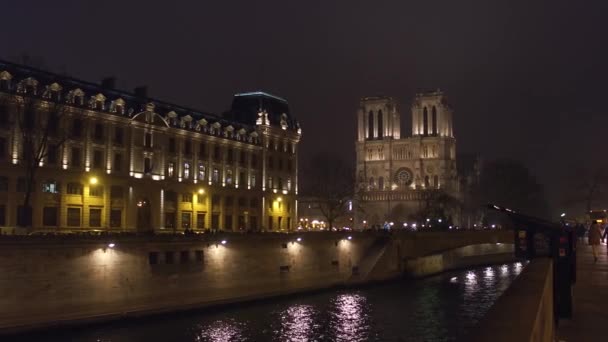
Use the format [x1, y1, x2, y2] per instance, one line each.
[296, 237, 302, 242]
[108, 243, 115, 248]
[560, 213, 566, 217]
[89, 177, 98, 185]
[198, 188, 205, 194]
[221, 240, 227, 245]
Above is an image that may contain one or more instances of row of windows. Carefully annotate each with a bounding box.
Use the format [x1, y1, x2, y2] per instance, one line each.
[0, 205, 121, 228]
[0, 177, 124, 197]
[368, 175, 440, 189]
[163, 212, 260, 231]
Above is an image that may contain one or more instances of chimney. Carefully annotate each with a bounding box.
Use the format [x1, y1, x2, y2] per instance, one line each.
[101, 77, 116, 89]
[134, 86, 148, 98]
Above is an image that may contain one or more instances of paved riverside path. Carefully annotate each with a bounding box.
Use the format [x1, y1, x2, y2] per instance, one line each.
[557, 240, 608, 342]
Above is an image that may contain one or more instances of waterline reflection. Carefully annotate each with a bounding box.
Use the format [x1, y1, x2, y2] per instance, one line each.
[195, 319, 247, 342]
[275, 304, 317, 342]
[330, 294, 370, 342]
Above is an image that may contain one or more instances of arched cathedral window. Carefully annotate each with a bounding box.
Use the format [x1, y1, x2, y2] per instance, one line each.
[423, 107, 428, 136]
[377, 110, 383, 139]
[368, 110, 374, 139]
[431, 106, 437, 135]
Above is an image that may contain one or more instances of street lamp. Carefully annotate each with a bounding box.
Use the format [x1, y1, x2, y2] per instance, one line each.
[560, 213, 566, 218]
[89, 177, 98, 185]
[198, 188, 205, 195]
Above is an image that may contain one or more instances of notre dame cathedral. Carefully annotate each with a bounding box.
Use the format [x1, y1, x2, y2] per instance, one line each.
[355, 90, 460, 228]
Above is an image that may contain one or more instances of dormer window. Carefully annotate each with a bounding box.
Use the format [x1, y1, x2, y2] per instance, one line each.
[0, 71, 12, 91]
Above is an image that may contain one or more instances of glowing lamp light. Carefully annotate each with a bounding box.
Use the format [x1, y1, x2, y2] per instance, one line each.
[221, 240, 227, 245]
[89, 177, 98, 185]
[347, 236, 352, 240]
[491, 224, 496, 228]
[198, 188, 205, 195]
[560, 213, 566, 218]
[426, 218, 430, 222]
[277, 197, 282, 202]
[108, 243, 115, 248]
[296, 237, 302, 242]
[438, 219, 442, 223]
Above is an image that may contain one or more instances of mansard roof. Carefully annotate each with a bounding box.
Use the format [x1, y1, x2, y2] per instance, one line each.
[0, 59, 291, 144]
[225, 91, 299, 130]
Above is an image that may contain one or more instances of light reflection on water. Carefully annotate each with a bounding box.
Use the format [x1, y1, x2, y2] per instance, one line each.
[275, 304, 317, 342]
[31, 262, 526, 342]
[195, 319, 248, 342]
[329, 294, 370, 342]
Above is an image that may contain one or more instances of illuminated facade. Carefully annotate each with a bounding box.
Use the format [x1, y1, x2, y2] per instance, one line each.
[0, 60, 301, 233]
[355, 91, 459, 227]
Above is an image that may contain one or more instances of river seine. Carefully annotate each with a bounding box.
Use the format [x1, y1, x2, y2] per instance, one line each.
[22, 262, 524, 342]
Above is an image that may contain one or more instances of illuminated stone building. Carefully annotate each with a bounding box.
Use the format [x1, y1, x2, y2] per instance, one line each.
[0, 60, 301, 233]
[355, 91, 459, 227]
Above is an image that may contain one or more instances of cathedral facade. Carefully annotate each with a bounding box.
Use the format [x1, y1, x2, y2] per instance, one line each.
[355, 91, 459, 228]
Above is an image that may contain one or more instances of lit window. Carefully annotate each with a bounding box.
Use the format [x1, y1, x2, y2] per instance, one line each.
[212, 168, 219, 183]
[42, 180, 60, 194]
[198, 163, 205, 180]
[184, 162, 190, 179]
[167, 162, 175, 178]
[226, 169, 233, 185]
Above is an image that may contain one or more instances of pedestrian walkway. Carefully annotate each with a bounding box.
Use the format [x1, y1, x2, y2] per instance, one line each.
[557, 240, 608, 342]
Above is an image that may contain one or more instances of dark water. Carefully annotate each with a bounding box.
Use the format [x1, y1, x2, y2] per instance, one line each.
[21, 262, 525, 342]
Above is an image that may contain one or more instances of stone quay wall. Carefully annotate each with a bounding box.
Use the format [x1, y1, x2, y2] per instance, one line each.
[0, 230, 511, 334]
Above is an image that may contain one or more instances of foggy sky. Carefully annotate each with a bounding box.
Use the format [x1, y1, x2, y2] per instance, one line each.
[2, 0, 608, 215]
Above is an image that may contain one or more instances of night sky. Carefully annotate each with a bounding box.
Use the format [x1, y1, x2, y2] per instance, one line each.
[2, 1, 607, 215]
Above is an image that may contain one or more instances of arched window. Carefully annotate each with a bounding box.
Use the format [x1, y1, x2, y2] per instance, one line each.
[423, 107, 428, 135]
[368, 110, 374, 139]
[433, 175, 439, 188]
[431, 106, 437, 135]
[378, 177, 384, 190]
[377, 110, 383, 138]
[424, 175, 430, 188]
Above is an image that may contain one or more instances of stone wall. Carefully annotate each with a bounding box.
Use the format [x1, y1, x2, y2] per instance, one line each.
[0, 230, 511, 334]
[465, 258, 554, 342]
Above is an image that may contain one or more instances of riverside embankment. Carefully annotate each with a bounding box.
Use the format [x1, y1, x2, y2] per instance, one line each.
[0, 230, 512, 334]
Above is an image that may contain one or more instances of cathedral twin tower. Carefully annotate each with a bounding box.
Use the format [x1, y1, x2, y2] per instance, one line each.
[355, 90, 458, 227]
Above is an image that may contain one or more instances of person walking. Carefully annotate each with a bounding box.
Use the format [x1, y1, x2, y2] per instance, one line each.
[589, 221, 602, 262]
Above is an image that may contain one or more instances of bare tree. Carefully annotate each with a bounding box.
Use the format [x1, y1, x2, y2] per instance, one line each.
[9, 95, 69, 229]
[302, 153, 354, 230]
[562, 165, 608, 214]
[409, 190, 461, 228]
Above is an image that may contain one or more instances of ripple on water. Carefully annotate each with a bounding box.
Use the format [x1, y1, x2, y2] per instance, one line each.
[195, 318, 248, 342]
[274, 304, 318, 342]
[328, 293, 372, 342]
